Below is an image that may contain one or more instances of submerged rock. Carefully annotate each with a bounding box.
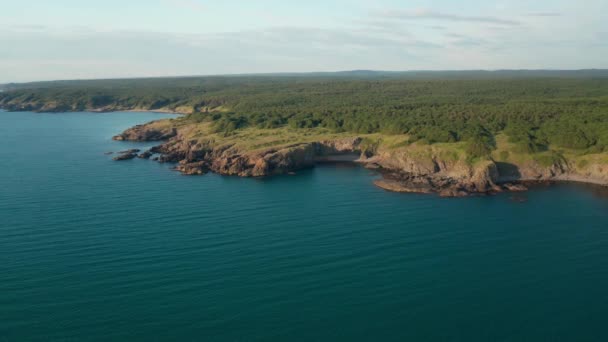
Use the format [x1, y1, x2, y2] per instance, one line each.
[510, 195, 528, 203]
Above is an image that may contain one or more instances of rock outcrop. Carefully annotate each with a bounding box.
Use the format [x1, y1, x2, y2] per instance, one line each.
[370, 156, 503, 197]
[138, 151, 153, 159]
[113, 151, 138, 161]
[111, 124, 608, 197]
[113, 124, 177, 141]
[145, 135, 363, 177]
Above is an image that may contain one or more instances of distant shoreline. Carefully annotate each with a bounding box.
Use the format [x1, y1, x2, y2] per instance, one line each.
[0, 107, 183, 115]
[124, 109, 183, 115]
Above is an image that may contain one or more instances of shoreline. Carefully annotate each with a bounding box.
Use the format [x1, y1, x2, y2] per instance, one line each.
[367, 162, 607, 197]
[135, 149, 608, 195]
[373, 171, 608, 196]
[123, 109, 184, 115]
[504, 179, 608, 187]
[497, 175, 608, 187]
[0, 107, 184, 115]
[290, 161, 608, 190]
[110, 136, 608, 197]
[110, 121, 608, 198]
[7, 108, 604, 197]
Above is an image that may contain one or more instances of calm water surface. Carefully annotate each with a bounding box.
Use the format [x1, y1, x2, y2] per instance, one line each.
[1, 111, 608, 341]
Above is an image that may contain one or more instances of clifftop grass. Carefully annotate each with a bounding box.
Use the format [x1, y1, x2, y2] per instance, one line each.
[145, 116, 608, 172]
[3, 75, 608, 155]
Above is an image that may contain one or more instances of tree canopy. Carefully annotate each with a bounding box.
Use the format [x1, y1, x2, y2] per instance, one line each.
[2, 73, 608, 153]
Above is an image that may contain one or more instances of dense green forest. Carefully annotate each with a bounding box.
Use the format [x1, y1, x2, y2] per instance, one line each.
[2, 71, 608, 156]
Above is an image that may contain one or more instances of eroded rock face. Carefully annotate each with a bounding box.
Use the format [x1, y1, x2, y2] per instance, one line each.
[111, 123, 608, 196]
[372, 159, 502, 197]
[366, 148, 503, 197]
[316, 137, 363, 155]
[134, 134, 365, 178]
[498, 158, 608, 185]
[190, 143, 318, 177]
[513, 160, 569, 180]
[175, 161, 207, 175]
[565, 163, 608, 184]
[110, 129, 534, 196]
[469, 161, 502, 193]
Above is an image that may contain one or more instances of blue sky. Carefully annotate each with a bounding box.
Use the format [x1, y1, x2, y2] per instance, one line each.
[1, 0, 606, 82]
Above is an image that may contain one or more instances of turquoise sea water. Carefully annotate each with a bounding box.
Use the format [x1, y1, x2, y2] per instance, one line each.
[1, 111, 608, 341]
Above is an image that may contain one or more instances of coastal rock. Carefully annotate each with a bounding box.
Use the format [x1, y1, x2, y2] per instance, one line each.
[368, 148, 504, 196]
[113, 152, 138, 161]
[118, 149, 140, 154]
[502, 183, 528, 192]
[252, 158, 270, 177]
[438, 188, 470, 198]
[133, 131, 516, 197]
[138, 151, 153, 159]
[175, 161, 207, 175]
[468, 160, 501, 193]
[113, 123, 177, 141]
[373, 178, 434, 194]
[315, 137, 363, 157]
[110, 121, 608, 196]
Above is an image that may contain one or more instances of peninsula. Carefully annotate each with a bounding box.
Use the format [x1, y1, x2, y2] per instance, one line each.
[2, 70, 608, 196]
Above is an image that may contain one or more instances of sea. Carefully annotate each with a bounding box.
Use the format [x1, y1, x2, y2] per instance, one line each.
[1, 111, 608, 341]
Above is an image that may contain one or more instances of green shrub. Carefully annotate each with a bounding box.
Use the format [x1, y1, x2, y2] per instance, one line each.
[534, 151, 565, 167]
[499, 150, 510, 161]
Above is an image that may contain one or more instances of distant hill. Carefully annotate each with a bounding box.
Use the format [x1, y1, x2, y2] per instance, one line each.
[4, 69, 608, 90]
[296, 69, 608, 79]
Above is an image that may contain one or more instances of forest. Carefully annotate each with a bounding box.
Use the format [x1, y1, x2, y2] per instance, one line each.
[2, 71, 608, 157]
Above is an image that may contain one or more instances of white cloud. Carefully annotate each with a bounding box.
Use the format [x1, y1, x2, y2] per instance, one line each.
[0, 2, 606, 82]
[375, 8, 521, 26]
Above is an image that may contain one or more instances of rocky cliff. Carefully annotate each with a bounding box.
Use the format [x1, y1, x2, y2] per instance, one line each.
[112, 123, 608, 197]
[113, 122, 178, 141]
[367, 151, 504, 197]
[128, 132, 364, 177]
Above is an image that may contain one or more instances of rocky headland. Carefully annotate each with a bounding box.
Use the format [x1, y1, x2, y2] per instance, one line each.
[112, 121, 608, 197]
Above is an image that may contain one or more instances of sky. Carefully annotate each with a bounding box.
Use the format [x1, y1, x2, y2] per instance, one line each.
[0, 0, 607, 83]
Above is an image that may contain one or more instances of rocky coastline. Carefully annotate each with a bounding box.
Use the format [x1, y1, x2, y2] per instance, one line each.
[0, 101, 187, 115]
[112, 123, 608, 197]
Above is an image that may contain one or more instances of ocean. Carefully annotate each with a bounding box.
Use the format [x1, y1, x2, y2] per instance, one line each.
[1, 111, 608, 341]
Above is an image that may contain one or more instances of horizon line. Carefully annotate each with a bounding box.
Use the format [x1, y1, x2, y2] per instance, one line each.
[3, 68, 608, 86]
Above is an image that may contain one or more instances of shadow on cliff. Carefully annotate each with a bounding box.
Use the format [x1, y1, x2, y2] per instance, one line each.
[495, 162, 522, 182]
